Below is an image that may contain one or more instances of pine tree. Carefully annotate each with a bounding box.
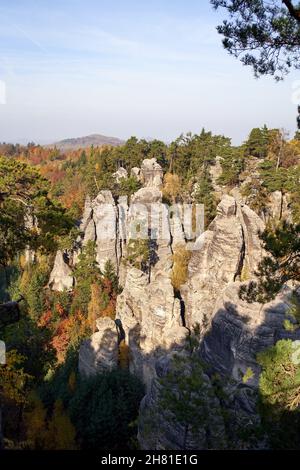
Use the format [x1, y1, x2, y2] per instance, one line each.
[245, 126, 269, 159]
[103, 259, 119, 293]
[193, 168, 217, 227]
[157, 328, 226, 449]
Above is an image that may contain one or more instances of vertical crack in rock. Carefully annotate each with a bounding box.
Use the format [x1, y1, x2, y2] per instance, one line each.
[114, 196, 120, 276]
[173, 289, 186, 328]
[234, 224, 245, 281]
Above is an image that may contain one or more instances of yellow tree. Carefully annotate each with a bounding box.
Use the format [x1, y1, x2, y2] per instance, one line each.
[162, 173, 181, 203]
[171, 244, 192, 291]
[46, 399, 76, 450]
[24, 393, 47, 449]
[87, 283, 105, 333]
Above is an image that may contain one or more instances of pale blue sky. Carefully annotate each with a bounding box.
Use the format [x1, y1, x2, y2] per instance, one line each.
[0, 0, 298, 145]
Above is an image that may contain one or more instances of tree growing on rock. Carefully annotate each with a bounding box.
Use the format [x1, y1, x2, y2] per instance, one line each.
[171, 244, 191, 291]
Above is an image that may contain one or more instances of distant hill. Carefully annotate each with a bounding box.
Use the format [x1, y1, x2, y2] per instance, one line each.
[47, 134, 125, 150]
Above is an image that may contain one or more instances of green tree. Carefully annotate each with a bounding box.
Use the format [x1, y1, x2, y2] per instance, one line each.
[245, 126, 270, 159]
[46, 399, 76, 450]
[116, 176, 141, 198]
[240, 221, 300, 302]
[0, 156, 73, 267]
[103, 259, 119, 293]
[126, 238, 150, 271]
[218, 147, 245, 186]
[193, 168, 217, 227]
[68, 370, 144, 450]
[72, 241, 101, 314]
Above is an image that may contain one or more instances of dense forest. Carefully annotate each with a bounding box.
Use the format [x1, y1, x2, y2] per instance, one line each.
[0, 125, 299, 449]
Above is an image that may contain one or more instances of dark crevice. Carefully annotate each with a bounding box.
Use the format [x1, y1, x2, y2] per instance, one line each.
[234, 224, 246, 281]
[174, 288, 186, 328]
[112, 196, 120, 277]
[115, 318, 125, 344]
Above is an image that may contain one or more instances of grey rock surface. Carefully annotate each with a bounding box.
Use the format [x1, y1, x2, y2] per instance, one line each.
[78, 317, 119, 377]
[48, 250, 74, 292]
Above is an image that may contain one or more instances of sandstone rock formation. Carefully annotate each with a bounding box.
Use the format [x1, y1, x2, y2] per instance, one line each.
[48, 250, 74, 292]
[267, 190, 291, 222]
[181, 195, 265, 331]
[138, 279, 300, 450]
[49, 158, 165, 291]
[116, 268, 187, 388]
[78, 317, 119, 377]
[201, 280, 300, 387]
[47, 156, 298, 450]
[93, 191, 119, 270]
[140, 158, 163, 188]
[113, 167, 128, 182]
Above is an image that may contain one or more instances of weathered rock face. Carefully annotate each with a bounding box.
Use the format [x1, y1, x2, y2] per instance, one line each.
[201, 281, 300, 387]
[267, 190, 291, 222]
[78, 317, 119, 377]
[135, 194, 279, 450]
[93, 191, 119, 270]
[209, 155, 225, 199]
[48, 251, 74, 292]
[79, 195, 96, 246]
[116, 268, 187, 388]
[74, 190, 119, 272]
[181, 195, 265, 330]
[138, 279, 300, 450]
[24, 211, 38, 264]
